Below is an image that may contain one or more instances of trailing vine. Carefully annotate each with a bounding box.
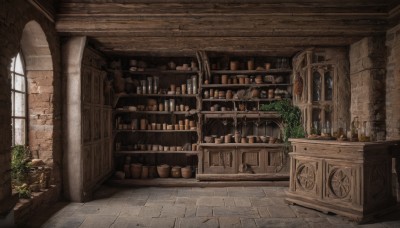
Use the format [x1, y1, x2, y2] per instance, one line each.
[260, 99, 305, 145]
[11, 145, 31, 185]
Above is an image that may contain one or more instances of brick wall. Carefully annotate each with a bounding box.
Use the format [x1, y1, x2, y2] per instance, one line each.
[386, 23, 400, 140]
[349, 36, 387, 141]
[0, 0, 61, 212]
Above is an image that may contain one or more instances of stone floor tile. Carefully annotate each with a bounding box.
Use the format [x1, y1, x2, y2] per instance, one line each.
[97, 205, 122, 216]
[197, 196, 225, 207]
[326, 215, 358, 226]
[79, 214, 118, 228]
[267, 205, 297, 218]
[150, 217, 176, 228]
[160, 205, 186, 218]
[219, 216, 241, 228]
[175, 197, 198, 206]
[126, 198, 147, 206]
[244, 187, 267, 197]
[112, 216, 152, 227]
[249, 197, 274, 207]
[290, 205, 323, 218]
[59, 202, 84, 212]
[255, 218, 309, 228]
[223, 197, 236, 207]
[234, 197, 252, 207]
[106, 198, 130, 208]
[177, 217, 219, 228]
[145, 199, 175, 206]
[211, 187, 228, 196]
[84, 197, 111, 206]
[184, 206, 197, 217]
[257, 207, 271, 218]
[177, 188, 193, 197]
[73, 205, 100, 215]
[240, 218, 258, 228]
[42, 215, 86, 228]
[213, 206, 260, 218]
[130, 193, 149, 200]
[191, 188, 215, 197]
[196, 206, 213, 217]
[138, 205, 163, 218]
[110, 189, 133, 198]
[119, 206, 142, 217]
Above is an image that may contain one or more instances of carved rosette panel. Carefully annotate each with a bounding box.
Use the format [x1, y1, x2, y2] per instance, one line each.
[328, 168, 351, 199]
[368, 165, 387, 202]
[296, 163, 316, 191]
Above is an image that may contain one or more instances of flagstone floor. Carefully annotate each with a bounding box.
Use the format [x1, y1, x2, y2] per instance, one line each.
[24, 186, 400, 227]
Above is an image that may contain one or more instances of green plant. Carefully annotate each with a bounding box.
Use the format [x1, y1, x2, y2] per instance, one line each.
[15, 183, 31, 199]
[260, 99, 305, 144]
[11, 145, 31, 185]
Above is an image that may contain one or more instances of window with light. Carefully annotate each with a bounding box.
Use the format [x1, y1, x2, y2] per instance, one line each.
[10, 53, 27, 146]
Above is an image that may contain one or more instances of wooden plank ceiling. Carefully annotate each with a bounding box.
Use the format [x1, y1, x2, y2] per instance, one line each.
[56, 0, 394, 56]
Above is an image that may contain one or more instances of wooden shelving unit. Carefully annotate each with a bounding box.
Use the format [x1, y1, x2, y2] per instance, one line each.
[111, 52, 293, 184]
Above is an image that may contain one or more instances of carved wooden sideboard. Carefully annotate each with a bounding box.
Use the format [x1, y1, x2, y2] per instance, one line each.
[286, 139, 397, 223]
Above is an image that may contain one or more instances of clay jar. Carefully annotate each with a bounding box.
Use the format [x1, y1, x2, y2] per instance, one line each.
[221, 75, 228, 84]
[247, 59, 255, 70]
[130, 163, 142, 179]
[141, 166, 149, 179]
[268, 89, 274, 99]
[248, 136, 255, 144]
[234, 131, 241, 143]
[241, 137, 247, 143]
[224, 135, 232, 143]
[171, 166, 182, 178]
[226, 90, 233, 99]
[157, 164, 170, 178]
[181, 166, 192, 178]
[230, 61, 239, 70]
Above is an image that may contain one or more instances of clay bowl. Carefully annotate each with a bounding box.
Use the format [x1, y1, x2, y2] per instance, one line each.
[215, 138, 223, 144]
[157, 164, 170, 178]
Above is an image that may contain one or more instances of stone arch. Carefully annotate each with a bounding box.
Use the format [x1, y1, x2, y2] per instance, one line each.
[20, 20, 56, 173]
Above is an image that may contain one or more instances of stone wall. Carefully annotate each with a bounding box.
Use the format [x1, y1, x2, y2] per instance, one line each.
[386, 23, 400, 140]
[0, 0, 61, 214]
[349, 36, 386, 141]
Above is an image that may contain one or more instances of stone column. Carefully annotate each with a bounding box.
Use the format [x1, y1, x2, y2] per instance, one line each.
[349, 36, 386, 141]
[62, 36, 86, 202]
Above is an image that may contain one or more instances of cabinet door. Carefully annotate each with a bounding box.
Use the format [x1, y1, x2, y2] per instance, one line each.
[203, 147, 236, 174]
[237, 147, 266, 174]
[265, 149, 284, 173]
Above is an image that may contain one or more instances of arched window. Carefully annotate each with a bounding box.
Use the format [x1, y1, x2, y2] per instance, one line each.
[10, 52, 27, 146]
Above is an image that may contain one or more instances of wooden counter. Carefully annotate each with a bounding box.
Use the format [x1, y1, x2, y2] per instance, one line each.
[285, 139, 397, 223]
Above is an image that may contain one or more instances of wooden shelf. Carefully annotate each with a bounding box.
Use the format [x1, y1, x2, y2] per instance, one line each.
[199, 143, 285, 147]
[202, 111, 281, 119]
[115, 130, 197, 133]
[114, 110, 198, 115]
[202, 98, 284, 102]
[114, 93, 197, 107]
[210, 69, 292, 74]
[115, 150, 198, 155]
[116, 93, 197, 98]
[128, 70, 199, 75]
[201, 83, 291, 88]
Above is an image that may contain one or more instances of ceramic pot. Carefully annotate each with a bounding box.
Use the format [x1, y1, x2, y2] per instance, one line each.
[230, 61, 239, 70]
[221, 75, 228, 84]
[181, 166, 192, 178]
[171, 166, 182, 178]
[235, 131, 241, 143]
[141, 166, 149, 179]
[157, 164, 170, 178]
[130, 163, 142, 179]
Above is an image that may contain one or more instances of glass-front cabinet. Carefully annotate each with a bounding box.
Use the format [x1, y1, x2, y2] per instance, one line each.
[292, 48, 350, 136]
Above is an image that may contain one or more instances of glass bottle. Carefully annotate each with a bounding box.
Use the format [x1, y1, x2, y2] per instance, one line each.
[153, 76, 159, 94]
[191, 75, 197, 94]
[187, 78, 192, 95]
[147, 77, 153, 94]
[141, 80, 147, 94]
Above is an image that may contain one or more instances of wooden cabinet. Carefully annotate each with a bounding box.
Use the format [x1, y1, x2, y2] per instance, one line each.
[286, 139, 397, 223]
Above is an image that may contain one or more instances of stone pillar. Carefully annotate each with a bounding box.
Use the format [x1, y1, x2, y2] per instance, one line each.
[386, 24, 400, 140]
[62, 36, 86, 202]
[349, 37, 386, 141]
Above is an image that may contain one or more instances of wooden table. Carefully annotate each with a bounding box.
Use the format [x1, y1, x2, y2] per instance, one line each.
[285, 139, 398, 223]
